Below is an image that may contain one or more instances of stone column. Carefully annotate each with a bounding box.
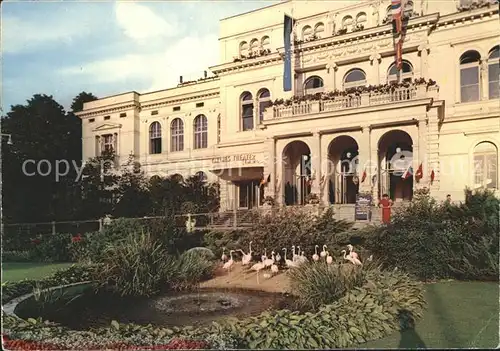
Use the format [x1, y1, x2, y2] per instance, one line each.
[264, 137, 276, 200]
[480, 59, 489, 100]
[310, 132, 322, 202]
[427, 112, 440, 193]
[369, 53, 381, 85]
[418, 44, 430, 79]
[370, 132, 379, 202]
[326, 61, 338, 90]
[358, 125, 372, 193]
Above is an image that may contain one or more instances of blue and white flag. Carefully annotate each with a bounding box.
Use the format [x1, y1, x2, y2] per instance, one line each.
[283, 14, 295, 92]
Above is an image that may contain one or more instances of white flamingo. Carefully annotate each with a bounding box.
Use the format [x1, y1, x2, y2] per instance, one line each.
[251, 259, 266, 284]
[238, 241, 252, 265]
[342, 249, 362, 266]
[261, 248, 268, 263]
[291, 245, 299, 262]
[275, 252, 281, 263]
[347, 244, 360, 261]
[312, 245, 320, 261]
[223, 250, 235, 271]
[264, 251, 274, 267]
[221, 247, 228, 262]
[320, 245, 327, 258]
[298, 251, 308, 264]
[270, 252, 279, 274]
[282, 248, 296, 268]
[367, 254, 373, 262]
[326, 251, 333, 265]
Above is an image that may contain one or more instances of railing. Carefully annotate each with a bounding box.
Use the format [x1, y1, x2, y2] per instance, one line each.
[266, 85, 438, 120]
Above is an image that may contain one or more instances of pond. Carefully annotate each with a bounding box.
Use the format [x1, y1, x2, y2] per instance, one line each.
[15, 285, 295, 330]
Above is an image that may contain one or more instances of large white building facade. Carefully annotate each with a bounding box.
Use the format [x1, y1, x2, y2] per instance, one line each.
[77, 0, 500, 213]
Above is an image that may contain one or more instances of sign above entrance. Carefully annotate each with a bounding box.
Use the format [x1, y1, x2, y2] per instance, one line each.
[211, 153, 259, 165]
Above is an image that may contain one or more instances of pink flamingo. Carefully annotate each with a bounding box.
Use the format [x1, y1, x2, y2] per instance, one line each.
[312, 245, 320, 261]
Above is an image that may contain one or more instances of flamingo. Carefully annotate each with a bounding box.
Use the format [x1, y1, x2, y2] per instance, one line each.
[251, 260, 266, 284]
[263, 251, 274, 267]
[347, 244, 360, 261]
[270, 252, 279, 274]
[320, 245, 327, 258]
[238, 241, 252, 265]
[291, 246, 299, 262]
[298, 251, 308, 264]
[312, 245, 320, 261]
[367, 254, 373, 262]
[326, 251, 333, 264]
[261, 248, 268, 263]
[275, 252, 282, 263]
[342, 250, 362, 265]
[282, 248, 296, 268]
[221, 247, 228, 262]
[223, 250, 235, 271]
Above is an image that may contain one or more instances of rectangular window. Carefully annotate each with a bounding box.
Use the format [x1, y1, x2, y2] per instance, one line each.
[151, 110, 159, 115]
[488, 63, 499, 99]
[104, 116, 110, 120]
[173, 106, 181, 111]
[89, 118, 95, 123]
[120, 112, 127, 117]
[460, 66, 480, 102]
[196, 102, 204, 108]
[103, 134, 114, 152]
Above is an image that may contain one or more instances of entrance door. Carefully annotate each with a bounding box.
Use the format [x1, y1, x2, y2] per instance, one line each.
[335, 172, 358, 204]
[237, 181, 262, 209]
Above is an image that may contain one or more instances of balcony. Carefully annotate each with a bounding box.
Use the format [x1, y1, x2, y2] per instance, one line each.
[264, 84, 439, 120]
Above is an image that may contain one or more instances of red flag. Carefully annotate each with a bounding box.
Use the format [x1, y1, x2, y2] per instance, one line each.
[361, 168, 367, 183]
[415, 163, 423, 180]
[430, 169, 435, 183]
[396, 40, 403, 70]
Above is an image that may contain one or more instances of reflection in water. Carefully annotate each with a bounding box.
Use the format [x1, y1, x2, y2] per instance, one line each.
[398, 309, 427, 349]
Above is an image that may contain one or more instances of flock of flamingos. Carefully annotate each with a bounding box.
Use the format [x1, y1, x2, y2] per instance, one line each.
[220, 242, 369, 283]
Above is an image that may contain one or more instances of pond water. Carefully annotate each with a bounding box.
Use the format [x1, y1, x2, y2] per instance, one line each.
[15, 286, 295, 330]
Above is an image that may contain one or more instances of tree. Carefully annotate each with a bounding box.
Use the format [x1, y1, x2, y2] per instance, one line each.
[70, 91, 98, 113]
[1, 94, 82, 222]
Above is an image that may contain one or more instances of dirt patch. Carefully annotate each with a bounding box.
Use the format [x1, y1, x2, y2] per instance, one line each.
[201, 263, 292, 294]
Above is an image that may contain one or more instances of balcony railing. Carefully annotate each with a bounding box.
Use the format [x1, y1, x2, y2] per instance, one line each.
[265, 85, 439, 120]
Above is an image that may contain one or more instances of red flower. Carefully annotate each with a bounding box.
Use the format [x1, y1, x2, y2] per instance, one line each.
[71, 234, 83, 243]
[30, 238, 41, 245]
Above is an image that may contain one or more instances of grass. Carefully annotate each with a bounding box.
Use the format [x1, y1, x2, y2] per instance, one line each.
[360, 280, 499, 349]
[2, 262, 73, 283]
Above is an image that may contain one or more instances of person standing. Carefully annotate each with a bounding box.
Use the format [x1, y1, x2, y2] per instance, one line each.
[378, 193, 393, 224]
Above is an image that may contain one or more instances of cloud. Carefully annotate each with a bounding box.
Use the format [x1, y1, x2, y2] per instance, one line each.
[114, 2, 179, 42]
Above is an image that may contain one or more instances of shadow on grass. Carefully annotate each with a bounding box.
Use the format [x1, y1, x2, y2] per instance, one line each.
[398, 309, 427, 349]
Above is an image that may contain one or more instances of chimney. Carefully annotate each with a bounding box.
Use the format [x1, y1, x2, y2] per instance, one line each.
[204, 70, 207, 78]
[179, 76, 183, 84]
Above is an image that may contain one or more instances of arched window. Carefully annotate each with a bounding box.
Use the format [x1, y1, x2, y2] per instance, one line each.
[314, 22, 325, 38]
[302, 25, 312, 40]
[488, 46, 499, 99]
[195, 171, 208, 183]
[460, 50, 481, 102]
[342, 16, 353, 31]
[257, 88, 271, 122]
[261, 36, 270, 49]
[171, 173, 184, 183]
[356, 12, 367, 25]
[193, 114, 208, 149]
[149, 121, 162, 154]
[249, 39, 259, 52]
[473, 142, 498, 189]
[170, 118, 184, 152]
[387, 60, 414, 83]
[239, 41, 248, 56]
[241, 92, 254, 131]
[304, 76, 324, 95]
[343, 69, 367, 89]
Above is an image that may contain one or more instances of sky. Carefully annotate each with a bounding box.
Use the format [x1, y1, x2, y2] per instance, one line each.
[1, 0, 279, 113]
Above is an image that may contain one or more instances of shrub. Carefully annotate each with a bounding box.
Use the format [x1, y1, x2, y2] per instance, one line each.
[94, 231, 176, 297]
[288, 261, 364, 310]
[28, 233, 73, 262]
[171, 249, 216, 291]
[203, 229, 249, 260]
[239, 207, 353, 259]
[365, 188, 499, 281]
[2, 251, 31, 262]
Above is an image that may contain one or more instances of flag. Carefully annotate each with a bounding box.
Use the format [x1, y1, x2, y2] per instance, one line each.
[402, 165, 413, 180]
[361, 168, 367, 183]
[283, 14, 295, 92]
[391, 0, 405, 70]
[430, 169, 435, 183]
[415, 163, 423, 180]
[371, 173, 377, 187]
[260, 174, 271, 186]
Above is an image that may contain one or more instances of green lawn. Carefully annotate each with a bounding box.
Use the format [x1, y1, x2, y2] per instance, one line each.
[360, 280, 499, 349]
[2, 262, 72, 283]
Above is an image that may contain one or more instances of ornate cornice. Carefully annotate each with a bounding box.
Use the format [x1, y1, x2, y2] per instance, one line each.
[438, 3, 499, 27]
[141, 91, 220, 111]
[76, 103, 140, 119]
[210, 54, 282, 75]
